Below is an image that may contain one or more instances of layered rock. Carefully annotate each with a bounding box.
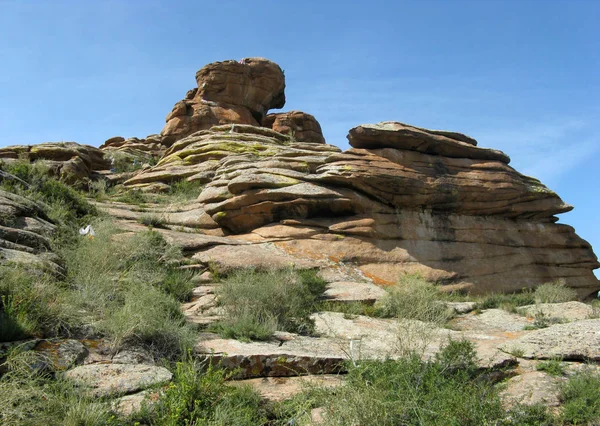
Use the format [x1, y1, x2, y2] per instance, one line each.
[0, 188, 62, 273]
[0, 142, 109, 185]
[123, 120, 599, 296]
[161, 58, 286, 145]
[262, 111, 326, 144]
[100, 134, 167, 161]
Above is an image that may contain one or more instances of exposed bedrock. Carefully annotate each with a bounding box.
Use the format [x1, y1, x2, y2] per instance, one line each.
[0, 188, 63, 273]
[0, 142, 110, 185]
[124, 120, 599, 296]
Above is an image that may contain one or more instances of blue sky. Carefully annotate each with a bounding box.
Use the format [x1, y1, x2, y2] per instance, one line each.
[1, 0, 599, 268]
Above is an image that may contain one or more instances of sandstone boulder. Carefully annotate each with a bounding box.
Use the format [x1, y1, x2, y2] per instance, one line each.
[161, 58, 285, 145]
[263, 111, 326, 143]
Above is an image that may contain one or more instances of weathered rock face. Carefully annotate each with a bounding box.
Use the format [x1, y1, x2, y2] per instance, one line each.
[0, 142, 109, 184]
[0, 188, 62, 273]
[123, 118, 599, 296]
[100, 134, 167, 161]
[161, 58, 286, 145]
[262, 111, 326, 144]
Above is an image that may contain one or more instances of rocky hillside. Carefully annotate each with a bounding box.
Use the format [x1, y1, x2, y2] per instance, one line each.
[1, 57, 600, 425]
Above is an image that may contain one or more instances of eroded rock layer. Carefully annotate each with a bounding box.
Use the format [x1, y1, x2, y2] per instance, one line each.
[0, 142, 109, 185]
[124, 121, 599, 297]
[0, 188, 62, 273]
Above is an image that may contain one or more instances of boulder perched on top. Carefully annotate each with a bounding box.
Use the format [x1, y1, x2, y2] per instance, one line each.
[262, 111, 326, 144]
[161, 58, 286, 145]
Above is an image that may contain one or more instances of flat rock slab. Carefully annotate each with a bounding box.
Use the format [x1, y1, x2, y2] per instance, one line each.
[500, 371, 564, 408]
[517, 301, 597, 322]
[499, 319, 600, 361]
[322, 281, 387, 304]
[65, 363, 172, 397]
[232, 375, 343, 402]
[196, 312, 512, 378]
[192, 243, 321, 273]
[112, 389, 160, 417]
[451, 309, 531, 335]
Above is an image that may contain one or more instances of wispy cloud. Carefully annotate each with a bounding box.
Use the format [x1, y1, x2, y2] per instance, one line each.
[473, 118, 600, 186]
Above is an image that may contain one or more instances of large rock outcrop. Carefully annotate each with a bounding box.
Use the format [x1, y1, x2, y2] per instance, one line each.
[124, 118, 599, 297]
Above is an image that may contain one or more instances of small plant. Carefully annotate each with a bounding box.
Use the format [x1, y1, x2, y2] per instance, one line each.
[476, 290, 536, 312]
[374, 273, 453, 324]
[505, 346, 525, 358]
[536, 357, 565, 376]
[523, 309, 564, 330]
[167, 179, 204, 202]
[534, 279, 577, 303]
[133, 359, 267, 425]
[160, 269, 196, 302]
[139, 213, 166, 228]
[435, 338, 478, 376]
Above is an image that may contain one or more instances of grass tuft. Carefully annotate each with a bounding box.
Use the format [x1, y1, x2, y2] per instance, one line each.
[534, 279, 578, 303]
[375, 273, 453, 324]
[211, 269, 326, 341]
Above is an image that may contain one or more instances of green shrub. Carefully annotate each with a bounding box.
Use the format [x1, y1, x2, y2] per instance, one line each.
[99, 284, 194, 359]
[138, 213, 166, 228]
[135, 359, 267, 425]
[534, 279, 577, 303]
[559, 370, 600, 425]
[505, 403, 555, 426]
[48, 220, 193, 357]
[160, 269, 196, 302]
[312, 340, 505, 425]
[375, 273, 453, 324]
[212, 269, 326, 341]
[434, 338, 478, 376]
[167, 179, 204, 201]
[536, 358, 565, 376]
[476, 290, 536, 312]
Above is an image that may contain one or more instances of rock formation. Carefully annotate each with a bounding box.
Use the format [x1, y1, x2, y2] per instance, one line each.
[3, 57, 597, 296]
[100, 134, 167, 161]
[0, 187, 62, 273]
[124, 115, 599, 296]
[0, 142, 109, 185]
[262, 111, 326, 144]
[160, 58, 326, 146]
